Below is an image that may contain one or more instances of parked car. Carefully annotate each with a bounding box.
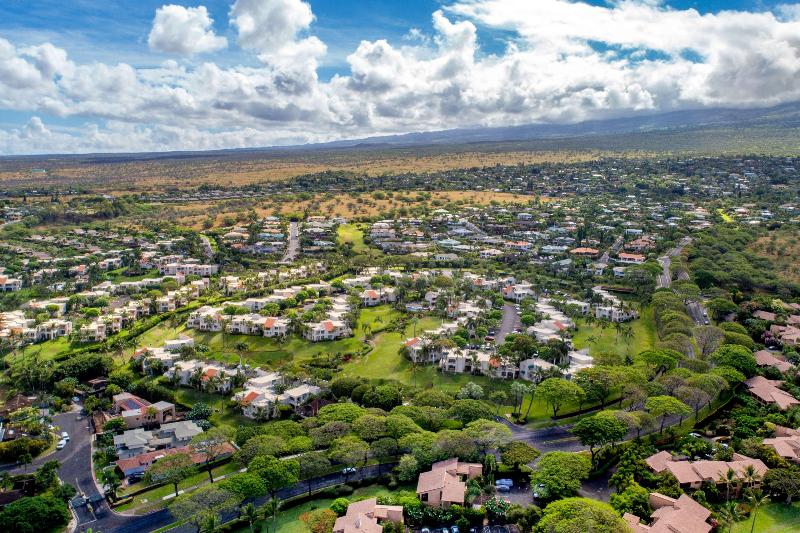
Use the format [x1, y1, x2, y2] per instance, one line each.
[450, 526, 460, 533]
[72, 396, 81, 404]
[341, 467, 357, 474]
[496, 479, 513, 487]
[61, 432, 69, 441]
[689, 432, 702, 438]
[495, 484, 511, 493]
[56, 439, 67, 450]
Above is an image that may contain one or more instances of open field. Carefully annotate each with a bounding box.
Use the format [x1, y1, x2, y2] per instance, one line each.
[732, 502, 800, 533]
[571, 307, 657, 358]
[749, 228, 800, 284]
[336, 223, 372, 254]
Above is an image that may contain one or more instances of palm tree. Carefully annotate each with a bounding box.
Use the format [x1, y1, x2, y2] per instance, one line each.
[189, 367, 204, 390]
[510, 381, 528, 415]
[523, 383, 537, 419]
[621, 325, 634, 350]
[742, 464, 760, 491]
[717, 501, 742, 533]
[262, 498, 282, 533]
[199, 511, 220, 533]
[719, 468, 738, 503]
[240, 502, 259, 533]
[234, 341, 248, 367]
[747, 490, 768, 533]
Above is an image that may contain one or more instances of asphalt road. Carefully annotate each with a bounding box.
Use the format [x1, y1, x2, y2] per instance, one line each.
[1, 408, 92, 479]
[199, 235, 214, 259]
[687, 301, 710, 326]
[495, 303, 521, 345]
[0, 407, 104, 532]
[78, 462, 397, 533]
[599, 235, 625, 265]
[656, 236, 691, 289]
[500, 419, 586, 453]
[281, 221, 299, 263]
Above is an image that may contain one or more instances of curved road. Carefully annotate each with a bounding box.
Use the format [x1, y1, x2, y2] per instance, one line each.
[77, 462, 396, 533]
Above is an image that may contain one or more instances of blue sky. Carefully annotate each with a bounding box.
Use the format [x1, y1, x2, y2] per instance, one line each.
[1, 0, 799, 154]
[0, 1, 785, 68]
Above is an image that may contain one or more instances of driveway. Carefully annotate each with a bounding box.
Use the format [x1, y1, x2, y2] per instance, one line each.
[496, 303, 521, 345]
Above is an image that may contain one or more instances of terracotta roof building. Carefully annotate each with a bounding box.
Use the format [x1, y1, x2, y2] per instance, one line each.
[333, 497, 403, 533]
[744, 376, 800, 410]
[416, 458, 482, 508]
[114, 442, 236, 477]
[569, 247, 600, 257]
[645, 451, 768, 490]
[763, 427, 800, 464]
[754, 350, 794, 373]
[624, 493, 712, 533]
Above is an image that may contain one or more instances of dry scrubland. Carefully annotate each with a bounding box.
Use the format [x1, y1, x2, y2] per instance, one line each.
[0, 147, 613, 192]
[171, 190, 551, 229]
[750, 228, 800, 284]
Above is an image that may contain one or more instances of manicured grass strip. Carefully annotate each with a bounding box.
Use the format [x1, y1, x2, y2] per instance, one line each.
[731, 502, 800, 533]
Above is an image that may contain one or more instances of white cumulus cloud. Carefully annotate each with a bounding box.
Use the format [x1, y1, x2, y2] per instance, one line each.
[148, 4, 227, 55]
[4, 0, 800, 154]
[230, 0, 326, 67]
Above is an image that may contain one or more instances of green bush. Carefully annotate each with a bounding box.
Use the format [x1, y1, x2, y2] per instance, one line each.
[0, 437, 48, 463]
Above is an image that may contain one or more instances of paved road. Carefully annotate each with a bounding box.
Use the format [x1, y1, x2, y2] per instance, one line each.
[199, 235, 214, 259]
[599, 235, 624, 265]
[1, 408, 92, 479]
[77, 462, 397, 533]
[0, 408, 104, 531]
[500, 419, 586, 453]
[656, 236, 691, 289]
[687, 301, 710, 326]
[496, 303, 521, 345]
[281, 221, 299, 263]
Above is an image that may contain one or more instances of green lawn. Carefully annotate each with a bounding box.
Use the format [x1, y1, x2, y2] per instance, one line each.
[7, 336, 91, 363]
[336, 224, 369, 253]
[173, 388, 256, 432]
[572, 306, 656, 359]
[104, 267, 160, 283]
[234, 484, 406, 533]
[717, 208, 735, 223]
[732, 502, 800, 533]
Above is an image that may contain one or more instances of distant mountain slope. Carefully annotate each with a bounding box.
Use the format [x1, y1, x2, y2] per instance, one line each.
[318, 101, 800, 148]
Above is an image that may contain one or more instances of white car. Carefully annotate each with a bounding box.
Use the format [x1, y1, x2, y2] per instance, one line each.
[61, 431, 70, 441]
[56, 439, 67, 450]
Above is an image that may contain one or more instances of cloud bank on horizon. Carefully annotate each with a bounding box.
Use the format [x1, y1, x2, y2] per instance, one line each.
[2, 0, 800, 154]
